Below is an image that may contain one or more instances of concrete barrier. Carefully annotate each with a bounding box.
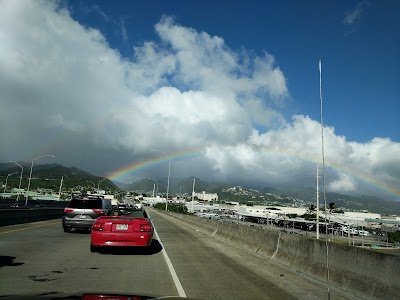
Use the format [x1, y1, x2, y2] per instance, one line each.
[0, 198, 69, 208]
[159, 210, 400, 300]
[0, 208, 63, 226]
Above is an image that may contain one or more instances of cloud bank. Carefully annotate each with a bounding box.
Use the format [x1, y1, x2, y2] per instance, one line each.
[0, 1, 399, 200]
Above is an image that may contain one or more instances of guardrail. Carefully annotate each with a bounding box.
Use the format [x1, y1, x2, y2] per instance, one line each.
[157, 210, 400, 300]
[0, 208, 63, 227]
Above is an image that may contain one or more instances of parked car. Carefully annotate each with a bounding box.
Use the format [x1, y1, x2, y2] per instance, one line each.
[358, 230, 371, 237]
[62, 195, 112, 232]
[90, 208, 153, 252]
[340, 227, 359, 236]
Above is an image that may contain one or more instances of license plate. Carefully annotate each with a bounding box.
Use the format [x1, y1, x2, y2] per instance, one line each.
[116, 224, 128, 230]
[79, 215, 86, 219]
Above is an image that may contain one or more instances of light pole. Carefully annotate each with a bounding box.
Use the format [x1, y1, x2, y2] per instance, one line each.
[26, 155, 55, 206]
[10, 161, 23, 201]
[3, 172, 17, 195]
[87, 180, 96, 191]
[151, 150, 171, 211]
[97, 178, 107, 192]
[114, 187, 123, 201]
[58, 176, 64, 201]
[191, 178, 196, 213]
[148, 178, 158, 198]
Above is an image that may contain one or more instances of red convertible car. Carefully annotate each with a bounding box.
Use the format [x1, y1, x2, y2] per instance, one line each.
[90, 208, 153, 252]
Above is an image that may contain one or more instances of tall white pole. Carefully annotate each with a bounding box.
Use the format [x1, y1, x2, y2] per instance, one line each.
[152, 183, 155, 198]
[13, 162, 24, 202]
[319, 59, 330, 299]
[348, 223, 351, 245]
[4, 172, 17, 195]
[26, 155, 55, 205]
[3, 175, 8, 195]
[97, 178, 106, 191]
[191, 178, 196, 213]
[148, 178, 158, 199]
[156, 181, 159, 198]
[151, 150, 171, 211]
[26, 160, 34, 205]
[361, 225, 364, 247]
[166, 159, 171, 211]
[316, 163, 320, 240]
[58, 176, 64, 201]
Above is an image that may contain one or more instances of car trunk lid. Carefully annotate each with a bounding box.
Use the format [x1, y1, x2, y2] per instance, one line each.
[96, 217, 151, 233]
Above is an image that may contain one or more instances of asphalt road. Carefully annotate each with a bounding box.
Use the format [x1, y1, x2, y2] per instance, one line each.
[0, 209, 358, 300]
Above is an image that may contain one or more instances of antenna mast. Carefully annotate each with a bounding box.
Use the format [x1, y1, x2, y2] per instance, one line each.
[319, 59, 331, 299]
[316, 163, 320, 240]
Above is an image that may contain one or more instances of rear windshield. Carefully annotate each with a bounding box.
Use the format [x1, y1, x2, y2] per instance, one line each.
[127, 210, 148, 218]
[67, 198, 102, 209]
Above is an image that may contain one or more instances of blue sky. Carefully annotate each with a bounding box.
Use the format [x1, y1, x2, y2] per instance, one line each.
[68, 0, 400, 142]
[1, 0, 399, 200]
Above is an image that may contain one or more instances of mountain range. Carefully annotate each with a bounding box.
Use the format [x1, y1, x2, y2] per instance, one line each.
[116, 177, 400, 215]
[1, 162, 399, 214]
[0, 163, 117, 191]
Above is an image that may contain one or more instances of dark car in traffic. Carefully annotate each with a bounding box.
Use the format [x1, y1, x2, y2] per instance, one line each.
[62, 194, 112, 232]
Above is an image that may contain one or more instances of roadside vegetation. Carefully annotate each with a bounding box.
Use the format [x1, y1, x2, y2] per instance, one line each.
[388, 231, 400, 243]
[153, 203, 188, 214]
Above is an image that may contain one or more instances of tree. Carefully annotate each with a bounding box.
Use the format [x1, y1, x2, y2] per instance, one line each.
[388, 231, 400, 243]
[309, 204, 315, 211]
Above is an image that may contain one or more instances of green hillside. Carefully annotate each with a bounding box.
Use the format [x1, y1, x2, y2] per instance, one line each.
[0, 163, 118, 192]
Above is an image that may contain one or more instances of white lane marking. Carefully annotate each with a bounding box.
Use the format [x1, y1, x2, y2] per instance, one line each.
[153, 226, 187, 298]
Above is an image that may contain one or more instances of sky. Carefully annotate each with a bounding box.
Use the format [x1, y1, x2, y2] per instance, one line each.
[0, 0, 399, 201]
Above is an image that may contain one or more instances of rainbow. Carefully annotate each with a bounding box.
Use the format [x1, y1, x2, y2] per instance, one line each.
[107, 147, 202, 180]
[106, 146, 400, 200]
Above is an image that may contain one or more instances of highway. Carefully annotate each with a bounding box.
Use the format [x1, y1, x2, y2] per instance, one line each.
[0, 209, 358, 300]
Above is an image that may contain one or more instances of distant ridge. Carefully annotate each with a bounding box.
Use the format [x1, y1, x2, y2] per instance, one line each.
[0, 163, 117, 191]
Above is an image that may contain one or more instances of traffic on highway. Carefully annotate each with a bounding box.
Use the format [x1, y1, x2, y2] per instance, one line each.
[1, 196, 368, 300]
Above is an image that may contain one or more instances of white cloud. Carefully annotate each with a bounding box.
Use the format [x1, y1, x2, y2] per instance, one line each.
[343, 1, 370, 25]
[328, 173, 357, 193]
[0, 1, 398, 201]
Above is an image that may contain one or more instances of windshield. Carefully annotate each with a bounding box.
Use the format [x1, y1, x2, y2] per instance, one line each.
[67, 199, 103, 209]
[1, 1, 399, 300]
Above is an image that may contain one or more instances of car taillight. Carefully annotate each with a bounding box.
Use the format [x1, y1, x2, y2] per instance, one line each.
[92, 222, 105, 231]
[140, 223, 151, 232]
[92, 209, 105, 214]
[64, 208, 73, 213]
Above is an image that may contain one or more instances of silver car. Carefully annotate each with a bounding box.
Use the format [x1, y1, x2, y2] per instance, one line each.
[62, 195, 112, 232]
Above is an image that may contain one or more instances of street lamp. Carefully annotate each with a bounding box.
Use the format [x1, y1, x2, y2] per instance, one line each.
[151, 150, 171, 211]
[97, 178, 107, 191]
[148, 178, 158, 198]
[26, 155, 55, 205]
[3, 172, 17, 195]
[10, 161, 23, 201]
[87, 180, 96, 190]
